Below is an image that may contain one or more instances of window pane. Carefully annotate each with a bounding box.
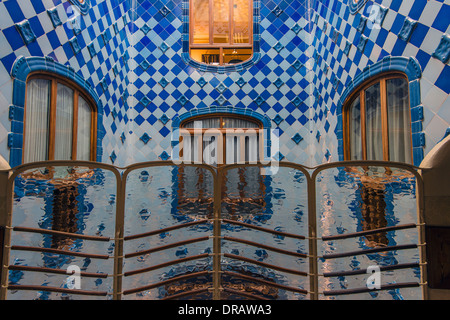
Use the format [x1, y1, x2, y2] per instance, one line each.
[192, 0, 210, 44]
[213, 0, 230, 44]
[54, 83, 74, 160]
[223, 48, 252, 64]
[365, 83, 383, 161]
[387, 78, 412, 163]
[349, 97, 362, 160]
[77, 96, 92, 161]
[233, 0, 250, 44]
[24, 79, 51, 163]
[183, 118, 221, 128]
[222, 117, 259, 128]
[190, 48, 221, 64]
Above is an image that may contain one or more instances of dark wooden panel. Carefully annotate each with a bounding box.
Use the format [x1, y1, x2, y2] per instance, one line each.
[426, 226, 450, 289]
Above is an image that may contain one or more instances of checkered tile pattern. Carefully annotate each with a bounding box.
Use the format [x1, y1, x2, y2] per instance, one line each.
[0, 0, 449, 167]
[124, 0, 318, 165]
[309, 0, 450, 163]
[0, 0, 131, 165]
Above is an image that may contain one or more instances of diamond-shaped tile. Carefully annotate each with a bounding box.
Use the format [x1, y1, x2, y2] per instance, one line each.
[316, 131, 321, 142]
[120, 132, 126, 144]
[159, 151, 170, 161]
[255, 95, 265, 106]
[160, 42, 169, 53]
[197, 77, 207, 87]
[140, 59, 150, 70]
[274, 42, 284, 53]
[293, 60, 303, 70]
[273, 114, 283, 125]
[216, 95, 227, 106]
[140, 24, 151, 34]
[325, 149, 331, 161]
[274, 151, 285, 161]
[272, 5, 283, 17]
[292, 133, 303, 144]
[140, 96, 150, 107]
[178, 95, 188, 106]
[160, 114, 169, 125]
[236, 77, 246, 87]
[291, 23, 302, 34]
[160, 5, 170, 17]
[140, 133, 151, 144]
[216, 83, 227, 94]
[274, 78, 284, 89]
[159, 78, 169, 88]
[293, 96, 302, 107]
[110, 151, 117, 164]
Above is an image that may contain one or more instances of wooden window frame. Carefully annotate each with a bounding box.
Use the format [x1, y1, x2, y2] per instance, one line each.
[24, 73, 97, 163]
[343, 73, 413, 163]
[189, 0, 253, 65]
[179, 114, 263, 166]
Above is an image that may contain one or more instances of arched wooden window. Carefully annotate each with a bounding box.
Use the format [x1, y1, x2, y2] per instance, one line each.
[190, 0, 253, 65]
[23, 74, 97, 163]
[179, 114, 262, 165]
[343, 74, 413, 164]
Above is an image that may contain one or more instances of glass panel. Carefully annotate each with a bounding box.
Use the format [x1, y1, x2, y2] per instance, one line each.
[9, 165, 118, 299]
[222, 117, 259, 128]
[123, 165, 214, 299]
[192, 0, 210, 44]
[364, 83, 383, 161]
[183, 118, 221, 128]
[54, 83, 74, 160]
[387, 78, 412, 164]
[221, 166, 309, 299]
[24, 79, 51, 163]
[316, 166, 422, 300]
[223, 48, 252, 64]
[232, 0, 250, 44]
[349, 97, 362, 160]
[190, 48, 221, 64]
[213, 0, 230, 44]
[76, 96, 92, 161]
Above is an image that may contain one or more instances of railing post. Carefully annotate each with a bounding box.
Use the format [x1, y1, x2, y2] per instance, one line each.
[0, 156, 12, 300]
[308, 170, 319, 300]
[113, 168, 126, 300]
[212, 167, 222, 300]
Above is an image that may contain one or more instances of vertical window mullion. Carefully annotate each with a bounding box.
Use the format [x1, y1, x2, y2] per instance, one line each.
[380, 78, 389, 161]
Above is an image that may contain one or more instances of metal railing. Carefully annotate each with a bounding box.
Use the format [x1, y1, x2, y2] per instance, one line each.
[0, 160, 427, 300]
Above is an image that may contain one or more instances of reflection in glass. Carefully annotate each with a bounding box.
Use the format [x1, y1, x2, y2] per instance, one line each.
[192, 0, 210, 44]
[213, 0, 230, 43]
[233, 0, 250, 44]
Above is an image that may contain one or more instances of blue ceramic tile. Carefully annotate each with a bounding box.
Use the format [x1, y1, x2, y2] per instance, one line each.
[432, 34, 450, 64]
[15, 20, 36, 45]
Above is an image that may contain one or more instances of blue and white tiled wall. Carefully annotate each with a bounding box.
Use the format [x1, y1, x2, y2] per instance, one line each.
[0, 0, 449, 168]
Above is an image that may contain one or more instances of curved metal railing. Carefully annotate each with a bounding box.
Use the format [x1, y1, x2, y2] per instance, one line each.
[0, 160, 427, 300]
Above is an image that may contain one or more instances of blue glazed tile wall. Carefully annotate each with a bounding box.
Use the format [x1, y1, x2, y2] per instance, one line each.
[0, 0, 449, 167]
